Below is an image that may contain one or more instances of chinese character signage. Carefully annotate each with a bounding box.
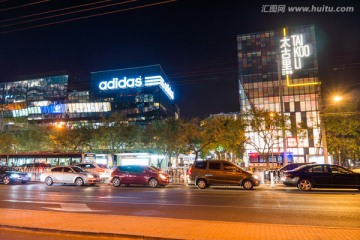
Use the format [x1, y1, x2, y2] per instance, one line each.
[280, 30, 312, 76]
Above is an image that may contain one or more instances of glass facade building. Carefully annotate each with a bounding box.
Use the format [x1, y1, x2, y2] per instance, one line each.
[237, 25, 324, 166]
[0, 65, 178, 129]
[91, 65, 178, 123]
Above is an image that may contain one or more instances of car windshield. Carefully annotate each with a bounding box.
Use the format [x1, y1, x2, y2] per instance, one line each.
[291, 164, 311, 171]
[97, 164, 108, 169]
[149, 166, 161, 172]
[72, 166, 87, 173]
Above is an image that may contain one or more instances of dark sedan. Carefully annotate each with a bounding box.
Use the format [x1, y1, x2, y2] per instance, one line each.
[282, 164, 360, 191]
[0, 166, 31, 184]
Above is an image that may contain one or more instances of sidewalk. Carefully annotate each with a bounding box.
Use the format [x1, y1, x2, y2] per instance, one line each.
[0, 208, 359, 240]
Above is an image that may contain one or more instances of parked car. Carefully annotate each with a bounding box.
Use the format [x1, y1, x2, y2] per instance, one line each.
[278, 163, 310, 185]
[0, 166, 31, 184]
[110, 165, 172, 188]
[279, 163, 309, 173]
[187, 160, 260, 190]
[75, 163, 111, 182]
[20, 163, 51, 168]
[281, 164, 360, 191]
[40, 166, 97, 186]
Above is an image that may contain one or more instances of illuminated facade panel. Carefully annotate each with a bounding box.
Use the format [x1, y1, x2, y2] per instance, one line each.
[91, 65, 179, 123]
[237, 25, 323, 166]
[0, 65, 179, 128]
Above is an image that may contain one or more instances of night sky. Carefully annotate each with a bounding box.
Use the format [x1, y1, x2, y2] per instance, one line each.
[0, 0, 359, 119]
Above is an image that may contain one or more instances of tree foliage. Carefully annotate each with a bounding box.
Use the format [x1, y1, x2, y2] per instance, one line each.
[323, 102, 360, 165]
[245, 108, 287, 169]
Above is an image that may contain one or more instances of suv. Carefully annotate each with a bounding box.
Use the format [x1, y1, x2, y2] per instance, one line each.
[187, 160, 260, 190]
[110, 165, 171, 188]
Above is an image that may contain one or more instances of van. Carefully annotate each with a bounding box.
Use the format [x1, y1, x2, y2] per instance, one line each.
[187, 160, 260, 190]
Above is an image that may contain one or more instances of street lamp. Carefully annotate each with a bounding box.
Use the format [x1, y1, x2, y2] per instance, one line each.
[320, 95, 343, 164]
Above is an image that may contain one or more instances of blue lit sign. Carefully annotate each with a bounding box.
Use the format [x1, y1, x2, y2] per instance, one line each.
[98, 75, 174, 100]
[99, 77, 142, 90]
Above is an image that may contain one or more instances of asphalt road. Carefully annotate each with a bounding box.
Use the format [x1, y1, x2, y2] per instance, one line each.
[0, 182, 359, 229]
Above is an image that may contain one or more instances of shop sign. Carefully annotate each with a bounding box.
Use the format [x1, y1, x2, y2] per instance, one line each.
[99, 77, 142, 90]
[286, 137, 298, 148]
[98, 75, 174, 100]
[280, 33, 311, 75]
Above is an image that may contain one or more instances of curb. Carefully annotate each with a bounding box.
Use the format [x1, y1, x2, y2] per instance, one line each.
[0, 224, 185, 240]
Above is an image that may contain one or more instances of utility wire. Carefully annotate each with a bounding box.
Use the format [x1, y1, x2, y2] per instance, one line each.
[0, 0, 136, 28]
[0, 0, 50, 13]
[0, 0, 112, 23]
[0, 0, 176, 34]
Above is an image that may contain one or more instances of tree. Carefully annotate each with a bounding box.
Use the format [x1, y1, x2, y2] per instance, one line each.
[147, 118, 187, 167]
[0, 131, 17, 153]
[245, 108, 287, 169]
[323, 103, 360, 166]
[14, 124, 53, 152]
[183, 117, 244, 161]
[207, 116, 247, 161]
[49, 123, 95, 152]
[95, 113, 138, 155]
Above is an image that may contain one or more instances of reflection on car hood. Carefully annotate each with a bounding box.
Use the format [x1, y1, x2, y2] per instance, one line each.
[6, 171, 27, 175]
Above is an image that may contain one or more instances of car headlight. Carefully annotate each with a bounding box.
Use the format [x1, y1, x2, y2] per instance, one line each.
[159, 174, 167, 180]
[10, 174, 20, 179]
[252, 175, 259, 180]
[27, 173, 32, 178]
[87, 174, 94, 178]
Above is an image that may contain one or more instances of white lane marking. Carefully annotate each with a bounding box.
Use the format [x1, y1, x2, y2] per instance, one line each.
[98, 196, 138, 199]
[3, 200, 106, 212]
[43, 203, 101, 212]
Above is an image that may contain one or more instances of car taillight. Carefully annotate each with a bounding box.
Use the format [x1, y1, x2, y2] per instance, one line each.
[188, 166, 193, 175]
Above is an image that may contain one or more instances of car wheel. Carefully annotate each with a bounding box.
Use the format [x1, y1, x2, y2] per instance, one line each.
[149, 178, 159, 188]
[45, 177, 53, 186]
[112, 178, 121, 187]
[243, 180, 254, 190]
[196, 179, 207, 189]
[298, 179, 312, 191]
[75, 177, 84, 186]
[3, 176, 10, 185]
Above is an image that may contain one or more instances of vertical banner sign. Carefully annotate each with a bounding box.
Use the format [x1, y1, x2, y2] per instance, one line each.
[280, 28, 311, 76]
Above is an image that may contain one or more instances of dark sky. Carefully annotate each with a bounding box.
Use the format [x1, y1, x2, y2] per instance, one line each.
[0, 0, 359, 119]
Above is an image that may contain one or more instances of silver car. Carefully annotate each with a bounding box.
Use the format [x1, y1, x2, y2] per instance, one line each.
[40, 166, 97, 186]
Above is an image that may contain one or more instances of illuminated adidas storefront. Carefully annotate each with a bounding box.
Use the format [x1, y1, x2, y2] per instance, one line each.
[90, 65, 178, 123]
[0, 65, 179, 129]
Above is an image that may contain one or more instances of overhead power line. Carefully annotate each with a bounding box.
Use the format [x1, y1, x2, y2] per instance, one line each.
[0, 0, 112, 23]
[0, 0, 50, 13]
[0, 0, 177, 34]
[0, 0, 136, 28]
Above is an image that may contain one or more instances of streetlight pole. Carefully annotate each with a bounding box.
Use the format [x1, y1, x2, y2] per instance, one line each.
[319, 116, 329, 164]
[319, 96, 343, 165]
[277, 57, 288, 166]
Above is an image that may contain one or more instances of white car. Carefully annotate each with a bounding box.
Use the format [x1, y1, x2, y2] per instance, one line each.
[40, 166, 97, 186]
[75, 163, 111, 182]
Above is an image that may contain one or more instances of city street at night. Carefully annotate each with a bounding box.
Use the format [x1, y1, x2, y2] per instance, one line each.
[0, 1, 359, 239]
[0, 182, 359, 239]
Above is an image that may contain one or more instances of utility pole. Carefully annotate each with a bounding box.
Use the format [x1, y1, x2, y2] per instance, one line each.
[277, 56, 288, 166]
